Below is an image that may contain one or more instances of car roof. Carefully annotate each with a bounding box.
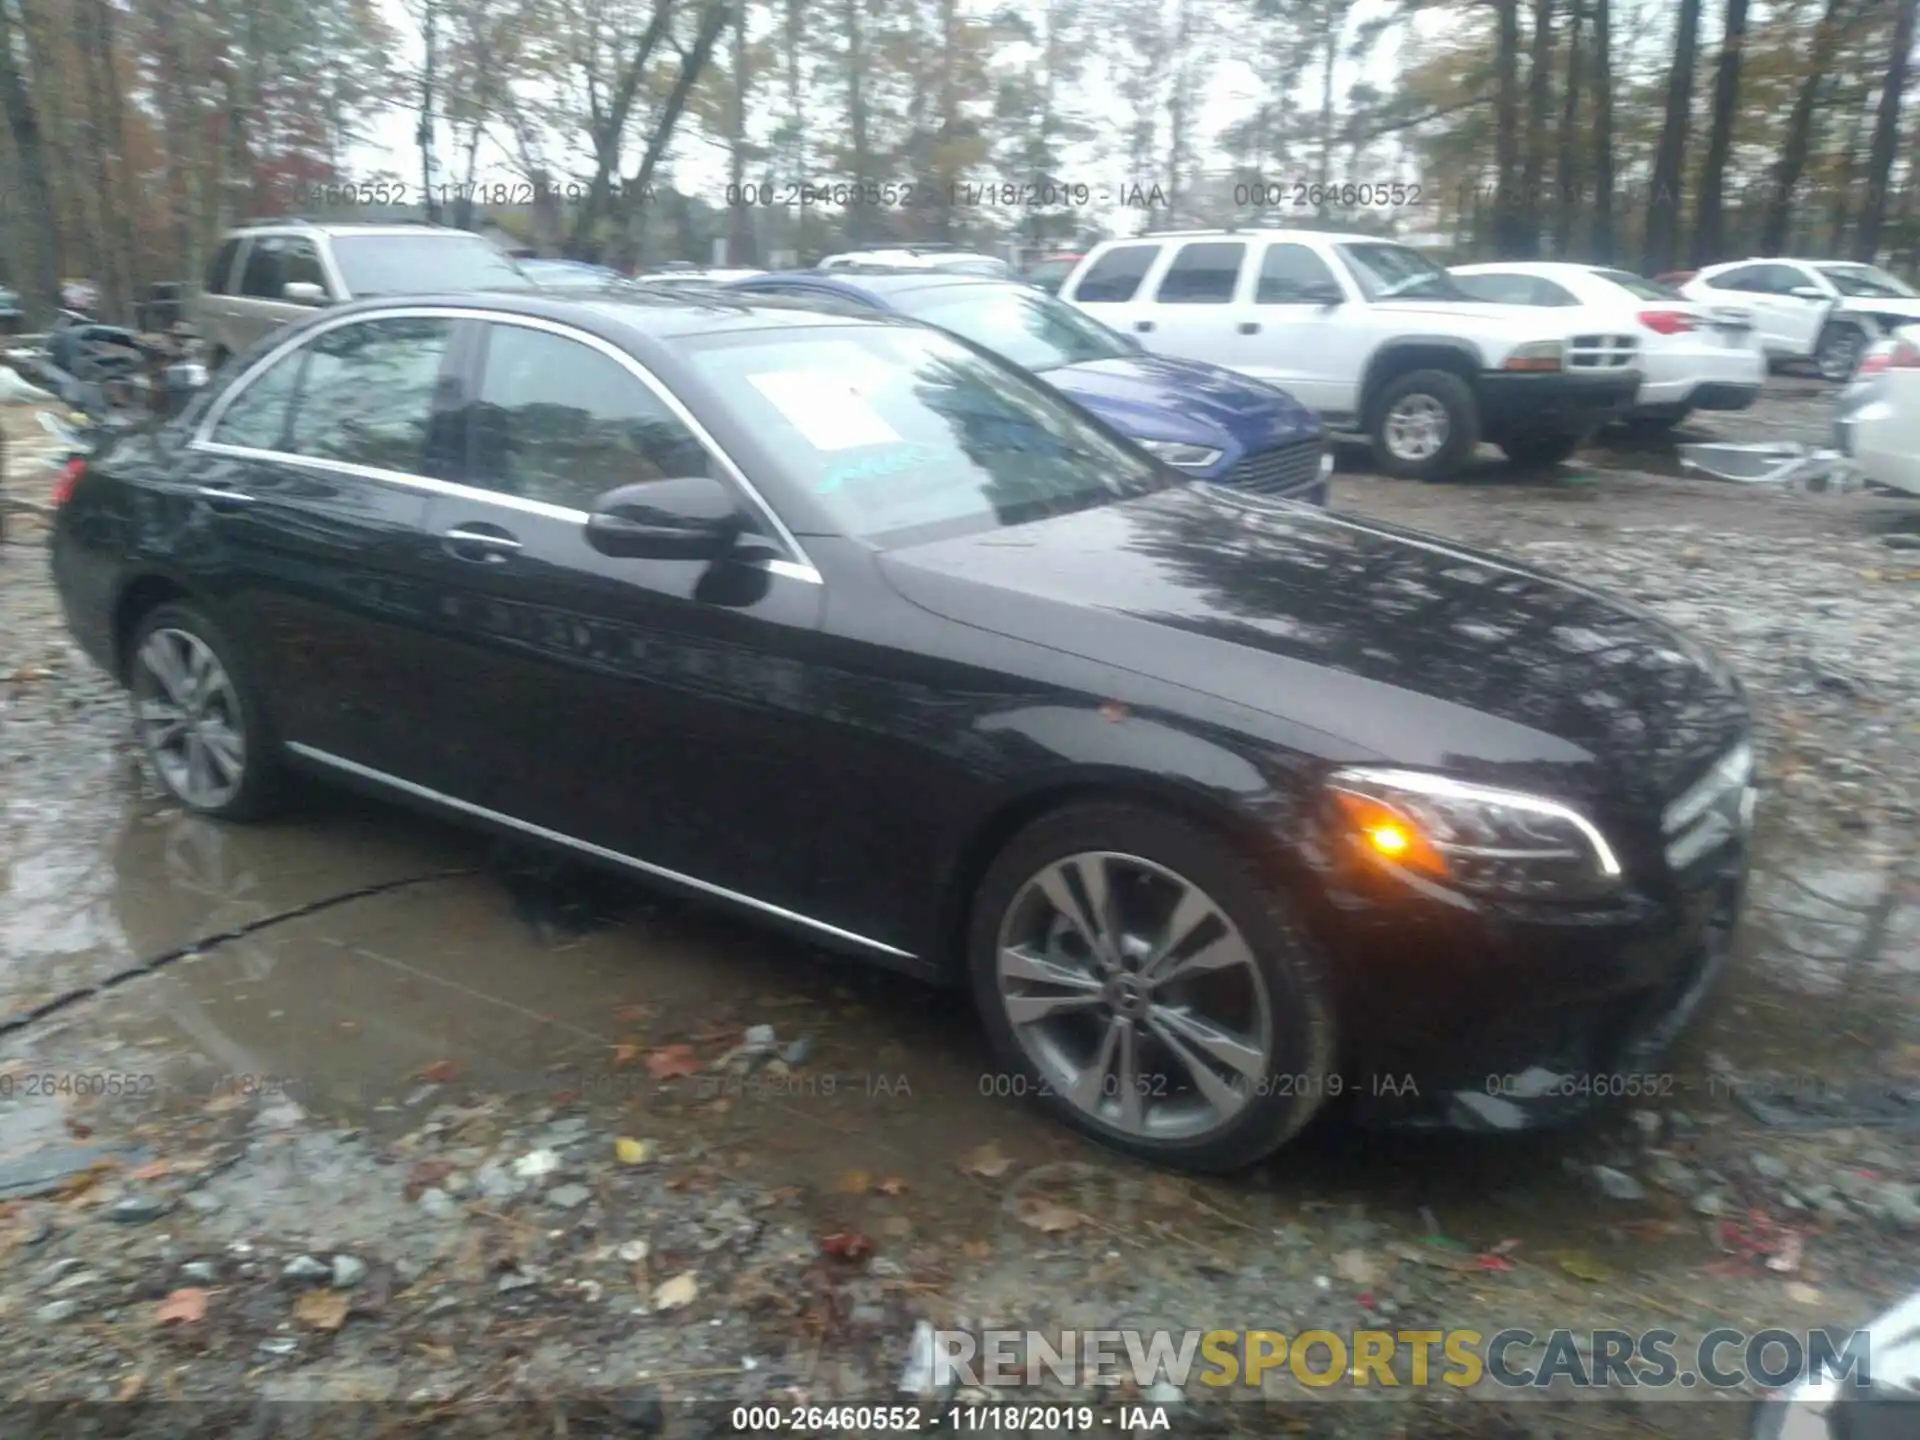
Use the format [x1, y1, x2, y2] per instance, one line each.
[1093, 228, 1387, 246]
[744, 271, 1003, 302]
[1452, 261, 1607, 276]
[300, 288, 900, 344]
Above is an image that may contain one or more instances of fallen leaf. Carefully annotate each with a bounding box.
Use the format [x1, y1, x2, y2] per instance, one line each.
[1785, 1281, 1822, 1305]
[962, 1240, 993, 1259]
[875, 1176, 910, 1196]
[1332, 1248, 1379, 1286]
[1766, 1234, 1805, 1274]
[611, 1043, 643, 1067]
[614, 1137, 653, 1165]
[1555, 1250, 1615, 1283]
[116, 1370, 146, 1401]
[651, 1272, 699, 1310]
[294, 1289, 351, 1331]
[128, 1159, 172, 1182]
[960, 1143, 1014, 1179]
[1018, 1200, 1083, 1234]
[416, 1059, 462, 1084]
[645, 1045, 700, 1080]
[879, 1215, 914, 1238]
[154, 1288, 208, 1325]
[836, 1171, 873, 1195]
[820, 1231, 874, 1261]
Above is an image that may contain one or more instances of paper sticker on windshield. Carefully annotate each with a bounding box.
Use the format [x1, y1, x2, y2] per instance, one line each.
[747, 371, 902, 451]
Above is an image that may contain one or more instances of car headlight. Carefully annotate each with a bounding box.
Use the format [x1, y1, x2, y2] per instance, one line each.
[1502, 341, 1565, 373]
[1326, 767, 1623, 902]
[1135, 439, 1223, 470]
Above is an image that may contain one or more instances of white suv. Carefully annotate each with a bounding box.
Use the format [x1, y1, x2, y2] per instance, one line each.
[1679, 259, 1920, 381]
[1060, 229, 1642, 480]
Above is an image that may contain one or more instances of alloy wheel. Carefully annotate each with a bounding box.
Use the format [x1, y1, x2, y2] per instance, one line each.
[1383, 394, 1450, 461]
[1818, 329, 1862, 382]
[995, 851, 1274, 1143]
[132, 627, 247, 810]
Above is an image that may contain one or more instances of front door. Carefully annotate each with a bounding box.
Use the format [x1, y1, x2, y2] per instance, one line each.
[409, 317, 827, 908]
[1137, 238, 1250, 370]
[184, 312, 465, 778]
[230, 234, 335, 351]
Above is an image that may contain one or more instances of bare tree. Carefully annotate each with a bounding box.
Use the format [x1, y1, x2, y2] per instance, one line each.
[1552, 0, 1584, 255]
[1692, 0, 1748, 265]
[1641, 0, 1701, 276]
[1855, 0, 1917, 261]
[0, 0, 60, 316]
[1761, 0, 1853, 255]
[1589, 0, 1613, 261]
[1519, 0, 1553, 256]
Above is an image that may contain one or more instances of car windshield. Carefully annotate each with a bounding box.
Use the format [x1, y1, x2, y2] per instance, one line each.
[1340, 242, 1467, 301]
[1594, 268, 1687, 302]
[329, 234, 534, 297]
[1815, 263, 1917, 299]
[896, 284, 1133, 372]
[934, 257, 1015, 277]
[524, 262, 626, 290]
[678, 324, 1174, 546]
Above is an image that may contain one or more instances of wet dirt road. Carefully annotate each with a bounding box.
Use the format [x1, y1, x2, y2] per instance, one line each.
[2, 387, 1917, 1435]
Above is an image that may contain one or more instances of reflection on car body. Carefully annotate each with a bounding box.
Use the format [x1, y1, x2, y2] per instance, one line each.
[52, 287, 1753, 1173]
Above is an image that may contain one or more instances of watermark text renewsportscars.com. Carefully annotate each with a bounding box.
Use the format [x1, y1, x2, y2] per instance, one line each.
[926, 1327, 1873, 1395]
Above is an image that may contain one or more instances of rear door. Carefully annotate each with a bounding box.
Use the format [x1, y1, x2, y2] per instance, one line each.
[1061, 241, 1164, 337]
[182, 311, 464, 777]
[1136, 239, 1250, 368]
[408, 316, 827, 906]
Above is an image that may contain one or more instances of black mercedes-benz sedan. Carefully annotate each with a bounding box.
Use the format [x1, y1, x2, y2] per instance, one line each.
[49, 290, 1757, 1172]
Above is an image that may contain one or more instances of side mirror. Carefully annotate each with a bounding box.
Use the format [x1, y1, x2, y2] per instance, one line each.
[586, 476, 746, 561]
[283, 281, 329, 306]
[1790, 286, 1827, 301]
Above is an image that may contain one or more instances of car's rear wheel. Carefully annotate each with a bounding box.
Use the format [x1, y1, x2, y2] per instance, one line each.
[1814, 323, 1866, 383]
[1367, 369, 1480, 482]
[968, 802, 1335, 1173]
[127, 602, 284, 821]
[1499, 431, 1585, 468]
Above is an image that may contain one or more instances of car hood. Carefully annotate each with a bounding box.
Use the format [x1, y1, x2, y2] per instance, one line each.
[1369, 297, 1607, 338]
[1835, 295, 1920, 320]
[877, 485, 1747, 806]
[1046, 354, 1323, 449]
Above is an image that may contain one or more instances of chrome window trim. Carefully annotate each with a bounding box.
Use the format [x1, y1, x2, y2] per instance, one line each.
[285, 743, 914, 960]
[188, 303, 823, 585]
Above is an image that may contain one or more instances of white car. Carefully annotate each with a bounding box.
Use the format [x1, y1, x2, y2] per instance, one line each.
[1833, 325, 1920, 496]
[636, 267, 768, 287]
[1059, 228, 1643, 480]
[1451, 261, 1766, 429]
[819, 249, 1015, 278]
[1680, 259, 1920, 381]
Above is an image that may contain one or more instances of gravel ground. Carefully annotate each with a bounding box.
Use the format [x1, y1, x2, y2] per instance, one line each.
[1, 389, 1916, 1439]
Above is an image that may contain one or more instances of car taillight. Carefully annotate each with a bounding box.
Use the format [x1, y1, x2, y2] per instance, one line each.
[50, 456, 85, 507]
[1857, 352, 1893, 375]
[1638, 309, 1698, 335]
[1890, 339, 1920, 369]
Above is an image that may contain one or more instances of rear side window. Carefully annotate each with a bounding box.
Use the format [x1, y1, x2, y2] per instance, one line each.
[1255, 244, 1341, 303]
[1706, 264, 1766, 292]
[1594, 268, 1685, 302]
[285, 317, 456, 473]
[466, 323, 714, 512]
[1070, 245, 1158, 303]
[1454, 272, 1580, 306]
[204, 239, 241, 295]
[1154, 242, 1245, 304]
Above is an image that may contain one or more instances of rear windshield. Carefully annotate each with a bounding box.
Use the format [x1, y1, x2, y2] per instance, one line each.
[330, 234, 534, 298]
[1594, 268, 1686, 302]
[678, 324, 1172, 546]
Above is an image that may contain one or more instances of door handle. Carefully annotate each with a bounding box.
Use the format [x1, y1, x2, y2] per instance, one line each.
[1238, 322, 1261, 335]
[442, 524, 523, 562]
[194, 483, 255, 511]
[1134, 320, 1155, 333]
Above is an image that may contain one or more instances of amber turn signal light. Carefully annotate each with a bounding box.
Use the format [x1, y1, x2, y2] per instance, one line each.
[1330, 788, 1450, 880]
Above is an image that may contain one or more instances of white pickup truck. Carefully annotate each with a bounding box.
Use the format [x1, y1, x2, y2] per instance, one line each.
[1060, 228, 1643, 480]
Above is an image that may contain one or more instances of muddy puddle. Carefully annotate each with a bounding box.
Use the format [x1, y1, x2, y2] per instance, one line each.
[6, 732, 1916, 1292]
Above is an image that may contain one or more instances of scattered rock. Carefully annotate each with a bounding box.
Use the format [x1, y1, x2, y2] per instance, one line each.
[180, 1261, 220, 1285]
[33, 1299, 83, 1324]
[743, 1024, 777, 1051]
[497, 1272, 538, 1294]
[1146, 1380, 1184, 1404]
[1692, 1190, 1731, 1218]
[282, 1255, 331, 1284]
[258, 1337, 299, 1356]
[1589, 1165, 1648, 1202]
[512, 1149, 561, 1180]
[779, 1038, 814, 1066]
[547, 1184, 591, 1210]
[417, 1188, 460, 1220]
[1751, 1153, 1791, 1183]
[330, 1255, 367, 1289]
[1647, 1153, 1699, 1196]
[106, 1196, 169, 1224]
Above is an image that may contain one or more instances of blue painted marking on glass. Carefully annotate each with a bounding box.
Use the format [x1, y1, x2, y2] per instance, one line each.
[817, 443, 941, 494]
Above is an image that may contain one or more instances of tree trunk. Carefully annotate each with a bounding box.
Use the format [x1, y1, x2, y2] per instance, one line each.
[569, 0, 675, 248]
[453, 122, 482, 231]
[1761, 0, 1852, 255]
[93, 0, 141, 302]
[1641, 0, 1700, 276]
[418, 0, 441, 221]
[726, 6, 753, 264]
[936, 0, 959, 241]
[1692, 0, 1748, 266]
[1317, 0, 1336, 210]
[1492, 0, 1524, 255]
[1520, 0, 1554, 257]
[0, 0, 61, 319]
[844, 0, 871, 243]
[75, 0, 130, 317]
[1552, 0, 1584, 256]
[1590, 0, 1613, 261]
[615, 1, 729, 232]
[1855, 0, 1917, 260]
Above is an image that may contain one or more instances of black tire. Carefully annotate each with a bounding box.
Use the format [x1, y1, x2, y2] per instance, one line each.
[1366, 368, 1481, 481]
[1814, 323, 1866, 383]
[126, 601, 286, 821]
[967, 801, 1337, 1173]
[1499, 431, 1585, 468]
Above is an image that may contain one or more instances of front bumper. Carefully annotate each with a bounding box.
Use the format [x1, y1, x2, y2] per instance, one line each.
[1478, 369, 1641, 438]
[1213, 438, 1332, 505]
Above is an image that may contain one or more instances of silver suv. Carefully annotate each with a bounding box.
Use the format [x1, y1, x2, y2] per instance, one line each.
[192, 219, 531, 367]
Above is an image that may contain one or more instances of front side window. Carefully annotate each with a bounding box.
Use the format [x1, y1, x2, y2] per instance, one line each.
[898, 284, 1133, 371]
[1450, 272, 1542, 305]
[285, 317, 456, 473]
[208, 349, 304, 450]
[678, 324, 1173, 547]
[328, 235, 531, 298]
[1706, 265, 1764, 291]
[1340, 243, 1467, 301]
[1154, 242, 1246, 304]
[1814, 263, 1917, 299]
[1071, 244, 1159, 303]
[204, 239, 241, 295]
[239, 237, 299, 299]
[1594, 268, 1686, 302]
[465, 323, 714, 512]
[1255, 244, 1342, 303]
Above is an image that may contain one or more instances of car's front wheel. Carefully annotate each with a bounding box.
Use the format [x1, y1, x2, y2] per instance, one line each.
[1814, 322, 1867, 383]
[1367, 369, 1480, 482]
[127, 602, 284, 820]
[969, 802, 1336, 1173]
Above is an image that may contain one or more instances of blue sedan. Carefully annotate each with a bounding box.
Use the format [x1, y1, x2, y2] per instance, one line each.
[720, 271, 1331, 503]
